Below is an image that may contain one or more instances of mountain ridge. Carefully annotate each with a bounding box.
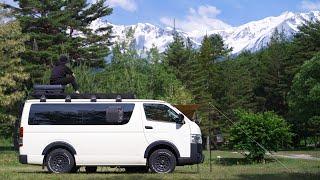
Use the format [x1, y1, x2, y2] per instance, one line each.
[91, 11, 320, 54]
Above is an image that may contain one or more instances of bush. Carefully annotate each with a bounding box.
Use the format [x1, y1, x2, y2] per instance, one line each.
[229, 110, 293, 162]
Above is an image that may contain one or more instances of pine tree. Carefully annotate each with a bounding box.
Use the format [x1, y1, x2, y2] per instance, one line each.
[208, 34, 232, 59]
[0, 10, 29, 137]
[186, 34, 232, 134]
[165, 32, 187, 79]
[216, 58, 257, 112]
[291, 20, 320, 63]
[190, 34, 231, 106]
[193, 35, 214, 104]
[10, 0, 113, 66]
[255, 29, 290, 115]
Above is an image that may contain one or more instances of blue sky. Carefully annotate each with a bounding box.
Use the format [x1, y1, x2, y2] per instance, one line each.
[4, 0, 320, 30]
[106, 0, 320, 26]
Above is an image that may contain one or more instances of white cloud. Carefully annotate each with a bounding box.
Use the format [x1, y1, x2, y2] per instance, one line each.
[197, 5, 221, 18]
[300, 0, 320, 11]
[87, 0, 137, 12]
[107, 0, 137, 12]
[160, 5, 231, 34]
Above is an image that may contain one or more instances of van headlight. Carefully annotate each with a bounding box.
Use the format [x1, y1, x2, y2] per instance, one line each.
[191, 134, 202, 144]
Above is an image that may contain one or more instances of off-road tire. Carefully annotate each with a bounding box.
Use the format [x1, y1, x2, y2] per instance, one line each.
[46, 148, 75, 173]
[148, 149, 176, 173]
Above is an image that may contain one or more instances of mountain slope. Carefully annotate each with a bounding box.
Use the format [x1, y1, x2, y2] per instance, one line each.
[91, 11, 320, 54]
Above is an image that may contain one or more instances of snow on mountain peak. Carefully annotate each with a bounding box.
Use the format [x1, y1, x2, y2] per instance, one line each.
[90, 11, 320, 54]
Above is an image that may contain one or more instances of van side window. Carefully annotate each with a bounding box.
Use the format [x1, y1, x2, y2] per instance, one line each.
[28, 104, 134, 125]
[143, 104, 179, 123]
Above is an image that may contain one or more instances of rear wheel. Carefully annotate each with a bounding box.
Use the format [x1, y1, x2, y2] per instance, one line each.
[148, 149, 176, 173]
[85, 166, 97, 173]
[46, 148, 75, 173]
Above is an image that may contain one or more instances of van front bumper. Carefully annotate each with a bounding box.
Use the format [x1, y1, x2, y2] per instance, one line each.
[178, 143, 203, 165]
[19, 155, 28, 164]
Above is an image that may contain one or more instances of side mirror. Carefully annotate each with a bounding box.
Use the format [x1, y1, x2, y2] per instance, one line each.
[176, 114, 185, 124]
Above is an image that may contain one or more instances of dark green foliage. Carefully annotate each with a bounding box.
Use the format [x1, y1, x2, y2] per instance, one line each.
[288, 55, 320, 146]
[229, 110, 292, 162]
[165, 32, 188, 79]
[215, 58, 256, 112]
[253, 30, 291, 115]
[291, 20, 320, 64]
[13, 0, 113, 65]
[185, 34, 232, 134]
[284, 20, 320, 87]
[6, 0, 113, 85]
[190, 34, 232, 106]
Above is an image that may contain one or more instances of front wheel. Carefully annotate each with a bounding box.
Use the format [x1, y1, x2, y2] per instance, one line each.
[148, 149, 176, 173]
[46, 148, 75, 173]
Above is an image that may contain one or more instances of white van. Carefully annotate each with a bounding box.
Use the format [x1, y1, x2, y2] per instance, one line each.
[18, 96, 203, 173]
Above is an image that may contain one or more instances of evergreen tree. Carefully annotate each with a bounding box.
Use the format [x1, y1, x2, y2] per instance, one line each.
[291, 20, 320, 63]
[191, 35, 214, 105]
[0, 10, 29, 137]
[215, 58, 257, 112]
[190, 34, 231, 107]
[288, 55, 320, 147]
[286, 20, 320, 85]
[254, 29, 290, 115]
[165, 32, 187, 79]
[186, 34, 231, 135]
[183, 37, 197, 88]
[10, 0, 113, 67]
[208, 34, 232, 59]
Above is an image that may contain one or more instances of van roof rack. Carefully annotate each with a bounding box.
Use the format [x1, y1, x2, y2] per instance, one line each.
[31, 85, 136, 100]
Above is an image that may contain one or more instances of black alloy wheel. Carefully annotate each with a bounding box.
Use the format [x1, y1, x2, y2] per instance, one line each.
[46, 148, 75, 173]
[148, 149, 176, 173]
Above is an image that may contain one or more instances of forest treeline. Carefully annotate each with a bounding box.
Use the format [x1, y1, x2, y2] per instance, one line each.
[0, 1, 320, 148]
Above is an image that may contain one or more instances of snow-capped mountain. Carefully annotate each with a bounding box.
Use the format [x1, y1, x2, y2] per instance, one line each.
[91, 11, 320, 54]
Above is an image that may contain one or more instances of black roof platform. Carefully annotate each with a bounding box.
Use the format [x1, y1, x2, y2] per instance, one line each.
[31, 85, 136, 100]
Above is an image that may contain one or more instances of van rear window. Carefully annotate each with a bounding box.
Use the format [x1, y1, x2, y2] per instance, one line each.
[28, 104, 135, 125]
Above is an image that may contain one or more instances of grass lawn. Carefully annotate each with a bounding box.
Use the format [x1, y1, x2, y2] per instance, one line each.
[0, 139, 319, 179]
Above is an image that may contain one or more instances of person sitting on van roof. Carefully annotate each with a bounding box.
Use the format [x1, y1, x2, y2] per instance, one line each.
[50, 55, 80, 94]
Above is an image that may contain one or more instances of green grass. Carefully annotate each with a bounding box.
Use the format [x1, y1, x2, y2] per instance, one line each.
[0, 139, 319, 179]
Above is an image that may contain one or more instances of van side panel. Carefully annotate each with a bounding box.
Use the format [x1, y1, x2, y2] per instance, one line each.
[20, 102, 148, 166]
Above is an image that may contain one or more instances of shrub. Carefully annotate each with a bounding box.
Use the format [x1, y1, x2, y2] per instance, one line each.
[229, 110, 293, 162]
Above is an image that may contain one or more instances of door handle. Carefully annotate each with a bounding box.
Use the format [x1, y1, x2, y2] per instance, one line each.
[145, 126, 153, 129]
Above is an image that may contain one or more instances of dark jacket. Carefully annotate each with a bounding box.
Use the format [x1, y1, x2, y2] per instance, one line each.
[50, 62, 73, 80]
